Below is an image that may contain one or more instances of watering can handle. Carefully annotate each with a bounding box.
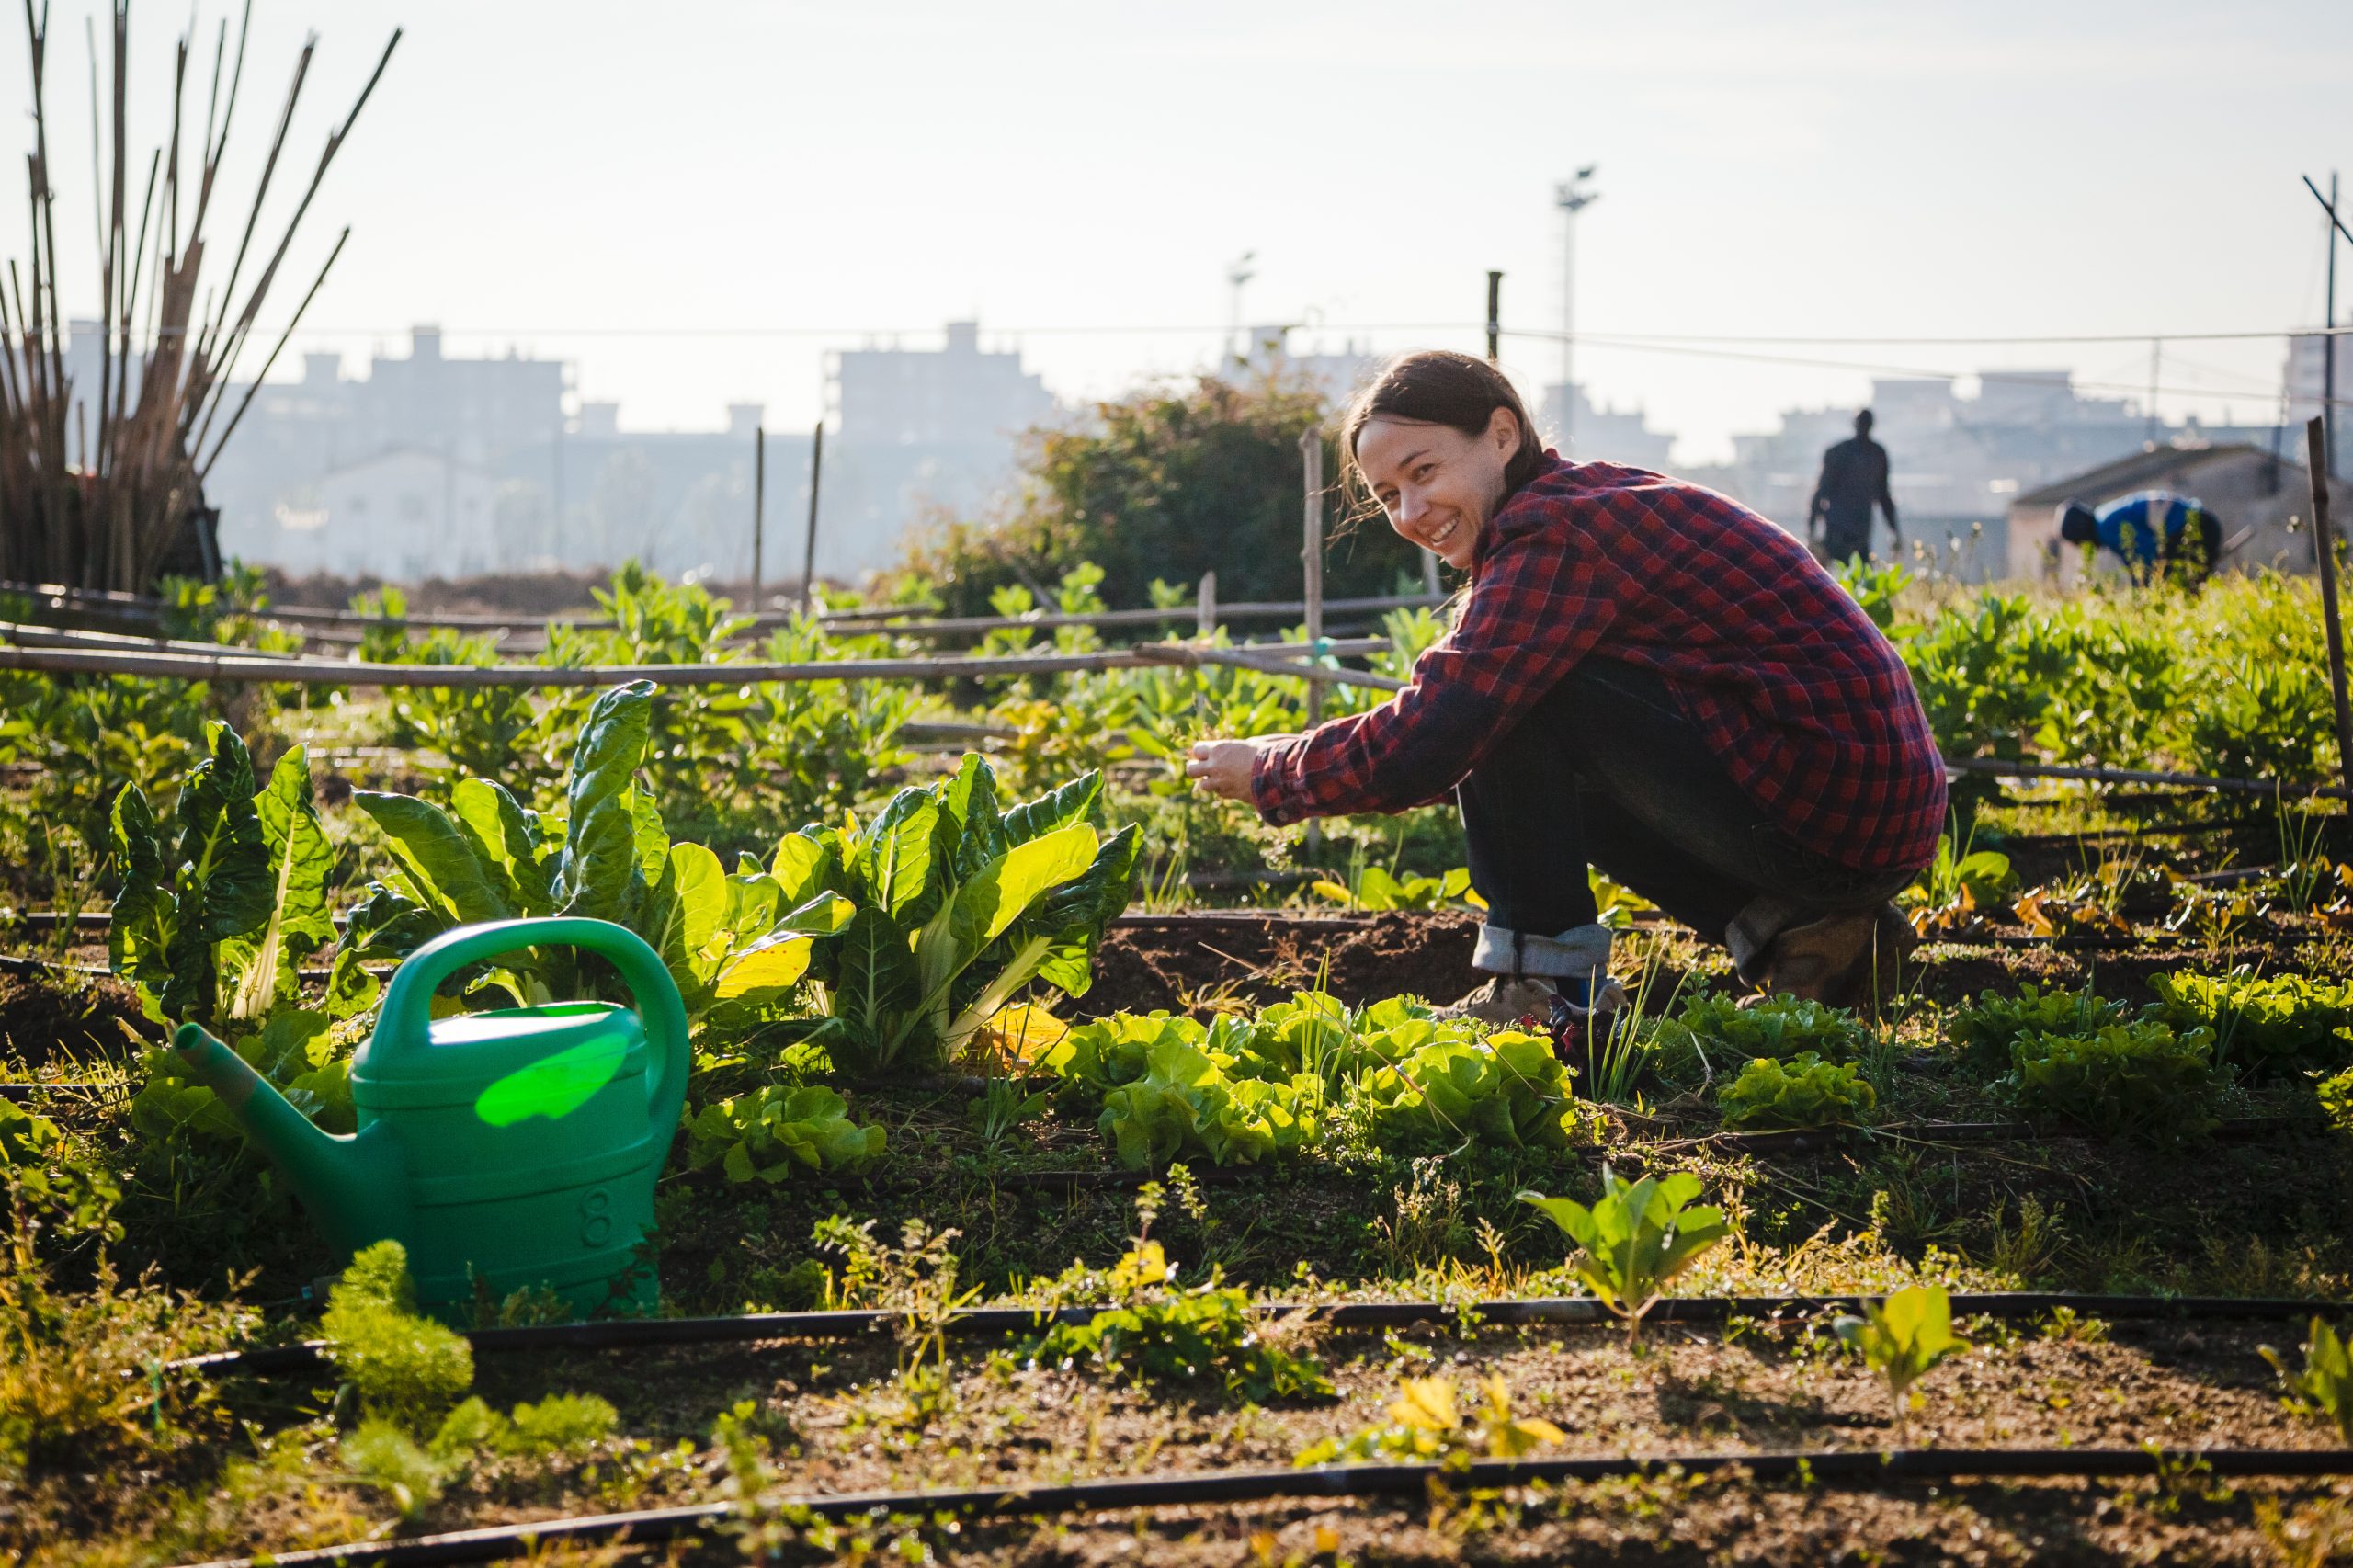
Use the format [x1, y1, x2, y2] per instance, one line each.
[373, 917, 689, 1123]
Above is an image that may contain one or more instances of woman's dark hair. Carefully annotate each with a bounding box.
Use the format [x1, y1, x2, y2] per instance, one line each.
[1339, 351, 1546, 516]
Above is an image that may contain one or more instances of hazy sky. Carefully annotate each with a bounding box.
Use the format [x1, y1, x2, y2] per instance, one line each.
[6, 0, 2351, 463]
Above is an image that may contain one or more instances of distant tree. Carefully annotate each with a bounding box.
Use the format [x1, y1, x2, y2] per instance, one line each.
[898, 371, 1427, 615]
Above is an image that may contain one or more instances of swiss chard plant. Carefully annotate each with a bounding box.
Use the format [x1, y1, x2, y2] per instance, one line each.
[110, 724, 369, 1146]
[2262, 1316, 2353, 1443]
[1833, 1285, 1972, 1427]
[779, 754, 1139, 1075]
[1518, 1165, 1729, 1346]
[1310, 864, 1476, 913]
[346, 681, 846, 1028]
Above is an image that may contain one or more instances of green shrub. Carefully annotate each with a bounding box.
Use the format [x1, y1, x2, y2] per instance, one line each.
[1648, 993, 1872, 1085]
[321, 1242, 475, 1431]
[1717, 1052, 1877, 1130]
[2148, 971, 2353, 1079]
[1947, 984, 2132, 1077]
[2002, 1021, 2216, 1144]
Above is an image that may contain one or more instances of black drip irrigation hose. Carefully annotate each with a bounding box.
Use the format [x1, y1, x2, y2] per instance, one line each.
[173, 1447, 2353, 1568]
[169, 1290, 2349, 1380]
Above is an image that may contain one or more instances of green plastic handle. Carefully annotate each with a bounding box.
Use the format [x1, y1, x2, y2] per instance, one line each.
[371, 917, 689, 1124]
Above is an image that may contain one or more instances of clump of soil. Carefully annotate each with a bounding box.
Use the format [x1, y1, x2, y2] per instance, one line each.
[0, 968, 153, 1070]
[1089, 911, 1483, 1014]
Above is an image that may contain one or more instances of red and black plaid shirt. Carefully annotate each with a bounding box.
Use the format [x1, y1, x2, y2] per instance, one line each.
[1250, 453, 1947, 874]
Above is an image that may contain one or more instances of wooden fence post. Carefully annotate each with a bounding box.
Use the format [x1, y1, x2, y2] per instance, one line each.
[1196, 572, 1217, 641]
[2304, 417, 2353, 804]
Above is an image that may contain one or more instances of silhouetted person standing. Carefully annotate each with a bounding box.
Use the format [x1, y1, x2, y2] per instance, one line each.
[1808, 410, 1901, 565]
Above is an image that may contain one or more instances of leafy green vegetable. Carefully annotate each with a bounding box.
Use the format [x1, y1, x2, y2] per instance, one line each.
[1834, 1285, 1972, 1421]
[2262, 1317, 2353, 1443]
[685, 1085, 887, 1183]
[347, 682, 835, 1027]
[2001, 1020, 2216, 1145]
[2322, 1068, 2353, 1135]
[1028, 1238, 1331, 1403]
[1096, 1038, 1315, 1169]
[1310, 865, 1475, 912]
[791, 754, 1139, 1074]
[1716, 1052, 1877, 1130]
[1646, 992, 1872, 1085]
[1947, 984, 2131, 1077]
[1518, 1165, 1729, 1345]
[1294, 1374, 1563, 1466]
[1358, 1030, 1581, 1151]
[108, 722, 324, 1025]
[2148, 970, 2353, 1079]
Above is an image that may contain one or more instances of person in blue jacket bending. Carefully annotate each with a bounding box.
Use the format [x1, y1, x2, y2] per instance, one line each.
[2057, 491, 2224, 585]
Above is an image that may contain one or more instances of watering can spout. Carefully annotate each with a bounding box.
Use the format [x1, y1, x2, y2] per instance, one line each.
[171, 1023, 405, 1254]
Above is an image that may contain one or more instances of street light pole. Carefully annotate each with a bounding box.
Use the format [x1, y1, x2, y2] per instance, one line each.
[1553, 167, 1600, 457]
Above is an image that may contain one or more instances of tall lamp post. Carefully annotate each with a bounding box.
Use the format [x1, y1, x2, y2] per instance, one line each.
[1554, 166, 1601, 455]
[1226, 251, 1257, 369]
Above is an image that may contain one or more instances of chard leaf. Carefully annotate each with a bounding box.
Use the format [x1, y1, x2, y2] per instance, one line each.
[451, 778, 552, 915]
[939, 754, 1006, 880]
[356, 792, 515, 926]
[108, 785, 173, 998]
[553, 681, 654, 924]
[642, 842, 728, 1004]
[1003, 770, 1102, 846]
[830, 907, 920, 1072]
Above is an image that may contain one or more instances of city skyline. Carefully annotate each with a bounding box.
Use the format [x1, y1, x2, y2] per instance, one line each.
[2, 0, 2347, 473]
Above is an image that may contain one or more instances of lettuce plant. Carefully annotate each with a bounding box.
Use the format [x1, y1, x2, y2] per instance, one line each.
[1947, 984, 2131, 1077]
[2001, 1020, 2216, 1145]
[685, 1085, 886, 1183]
[1647, 992, 1871, 1085]
[1096, 1038, 1315, 1169]
[2148, 970, 2353, 1079]
[1358, 1030, 1581, 1151]
[1716, 1052, 1877, 1131]
[781, 755, 1138, 1074]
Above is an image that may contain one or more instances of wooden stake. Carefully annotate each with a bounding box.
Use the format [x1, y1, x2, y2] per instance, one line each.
[751, 423, 766, 600]
[1301, 426, 1324, 854]
[1485, 270, 1503, 365]
[2304, 417, 2353, 803]
[1195, 571, 1216, 640]
[800, 420, 824, 614]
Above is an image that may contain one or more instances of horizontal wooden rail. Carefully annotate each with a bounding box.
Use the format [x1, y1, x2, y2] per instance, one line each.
[818, 591, 1449, 634]
[1947, 755, 2348, 800]
[0, 639, 1406, 692]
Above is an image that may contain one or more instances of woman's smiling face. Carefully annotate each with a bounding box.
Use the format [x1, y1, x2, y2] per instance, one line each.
[1352, 407, 1522, 570]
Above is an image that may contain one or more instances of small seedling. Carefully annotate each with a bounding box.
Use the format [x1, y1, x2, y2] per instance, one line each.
[1834, 1284, 1972, 1430]
[1518, 1165, 1728, 1346]
[1292, 1373, 1563, 1466]
[2262, 1317, 2353, 1442]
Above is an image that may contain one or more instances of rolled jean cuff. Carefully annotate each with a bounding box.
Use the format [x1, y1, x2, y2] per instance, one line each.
[1472, 922, 1613, 980]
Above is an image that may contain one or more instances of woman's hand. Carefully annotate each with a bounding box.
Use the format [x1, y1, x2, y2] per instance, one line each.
[1185, 735, 1294, 803]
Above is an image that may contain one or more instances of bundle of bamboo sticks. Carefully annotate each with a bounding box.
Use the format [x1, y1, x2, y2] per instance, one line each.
[0, 1, 398, 594]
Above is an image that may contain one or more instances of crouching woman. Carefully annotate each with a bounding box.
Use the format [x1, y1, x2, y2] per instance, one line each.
[1186, 350, 1944, 1028]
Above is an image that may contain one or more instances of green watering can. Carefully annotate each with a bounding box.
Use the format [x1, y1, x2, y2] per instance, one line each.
[173, 917, 689, 1320]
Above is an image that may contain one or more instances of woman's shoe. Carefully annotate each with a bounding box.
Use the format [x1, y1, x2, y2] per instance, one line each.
[1436, 974, 1629, 1028]
[1753, 903, 1914, 1011]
